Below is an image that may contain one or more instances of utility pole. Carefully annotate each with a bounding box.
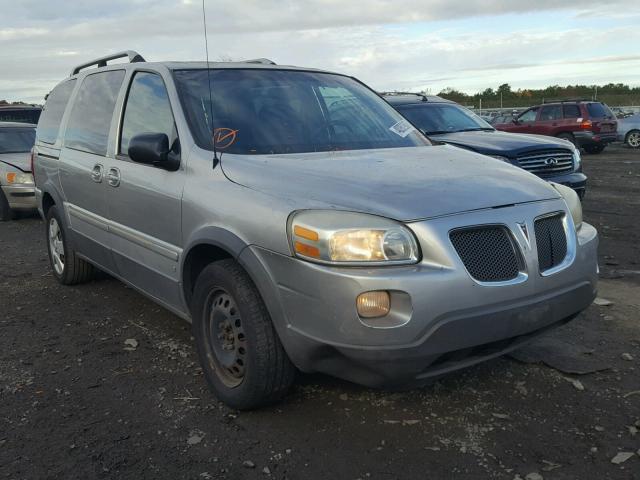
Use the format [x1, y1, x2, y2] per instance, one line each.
[500, 92, 503, 109]
[479, 98, 482, 115]
[594, 86, 598, 100]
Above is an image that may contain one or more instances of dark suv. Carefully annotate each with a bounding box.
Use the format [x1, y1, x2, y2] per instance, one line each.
[494, 100, 617, 154]
[384, 93, 587, 198]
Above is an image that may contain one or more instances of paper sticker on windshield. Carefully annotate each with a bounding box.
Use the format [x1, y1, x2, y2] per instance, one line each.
[389, 119, 415, 138]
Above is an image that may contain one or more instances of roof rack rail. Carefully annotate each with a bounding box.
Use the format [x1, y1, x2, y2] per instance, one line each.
[70, 50, 146, 76]
[379, 91, 428, 102]
[542, 98, 592, 104]
[242, 58, 277, 65]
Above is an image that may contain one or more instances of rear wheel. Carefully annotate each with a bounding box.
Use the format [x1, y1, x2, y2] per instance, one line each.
[46, 205, 94, 285]
[625, 129, 640, 148]
[191, 259, 295, 410]
[557, 132, 576, 146]
[0, 190, 15, 221]
[584, 144, 605, 154]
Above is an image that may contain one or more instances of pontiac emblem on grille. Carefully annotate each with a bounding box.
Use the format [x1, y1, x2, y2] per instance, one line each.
[544, 157, 559, 165]
[517, 221, 531, 249]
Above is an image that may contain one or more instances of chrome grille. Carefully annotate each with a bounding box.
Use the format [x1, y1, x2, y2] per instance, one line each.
[516, 149, 574, 176]
[534, 214, 567, 272]
[450, 226, 522, 283]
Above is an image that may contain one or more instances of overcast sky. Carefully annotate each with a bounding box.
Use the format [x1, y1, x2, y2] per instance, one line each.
[2, 0, 638, 103]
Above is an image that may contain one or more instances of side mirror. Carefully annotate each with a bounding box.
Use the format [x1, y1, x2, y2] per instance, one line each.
[128, 133, 180, 171]
[512, 118, 520, 125]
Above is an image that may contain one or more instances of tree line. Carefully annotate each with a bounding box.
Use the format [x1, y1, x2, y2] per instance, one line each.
[437, 83, 640, 108]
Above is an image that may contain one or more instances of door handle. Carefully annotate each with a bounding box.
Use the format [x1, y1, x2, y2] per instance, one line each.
[106, 167, 121, 187]
[91, 164, 104, 183]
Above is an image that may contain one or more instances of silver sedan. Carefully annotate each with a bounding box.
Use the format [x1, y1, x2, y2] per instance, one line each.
[617, 114, 640, 148]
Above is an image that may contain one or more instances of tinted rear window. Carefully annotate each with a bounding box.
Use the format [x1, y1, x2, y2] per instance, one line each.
[37, 80, 76, 144]
[0, 109, 41, 124]
[587, 103, 611, 118]
[65, 70, 125, 155]
[0, 128, 36, 153]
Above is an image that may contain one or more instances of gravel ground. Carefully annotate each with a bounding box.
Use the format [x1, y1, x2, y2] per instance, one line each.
[1, 144, 639, 480]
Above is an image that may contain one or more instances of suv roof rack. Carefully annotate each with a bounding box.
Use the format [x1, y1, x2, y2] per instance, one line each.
[70, 50, 146, 76]
[380, 91, 428, 102]
[542, 98, 593, 104]
[242, 58, 277, 65]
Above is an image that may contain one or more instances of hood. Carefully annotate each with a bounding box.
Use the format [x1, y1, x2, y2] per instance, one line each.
[222, 145, 560, 222]
[431, 130, 573, 156]
[0, 152, 31, 172]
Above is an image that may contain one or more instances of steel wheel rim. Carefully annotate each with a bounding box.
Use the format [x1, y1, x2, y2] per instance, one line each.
[48, 218, 65, 275]
[205, 289, 247, 388]
[628, 131, 640, 148]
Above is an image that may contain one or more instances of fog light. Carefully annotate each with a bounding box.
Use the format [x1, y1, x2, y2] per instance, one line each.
[356, 291, 390, 318]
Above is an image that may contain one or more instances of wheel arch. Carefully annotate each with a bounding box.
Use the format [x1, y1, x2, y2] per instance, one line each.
[180, 227, 251, 311]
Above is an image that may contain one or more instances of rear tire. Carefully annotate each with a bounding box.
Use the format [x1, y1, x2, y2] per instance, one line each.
[0, 190, 15, 221]
[584, 144, 605, 154]
[625, 129, 640, 149]
[46, 205, 94, 285]
[557, 132, 576, 146]
[191, 259, 295, 410]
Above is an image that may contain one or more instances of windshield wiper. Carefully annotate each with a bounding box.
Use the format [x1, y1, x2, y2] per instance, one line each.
[457, 127, 495, 132]
[423, 130, 452, 135]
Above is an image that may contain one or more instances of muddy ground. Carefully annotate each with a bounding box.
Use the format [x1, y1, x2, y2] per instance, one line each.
[1, 144, 639, 480]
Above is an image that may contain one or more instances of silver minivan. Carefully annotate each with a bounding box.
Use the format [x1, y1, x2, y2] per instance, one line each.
[33, 52, 599, 409]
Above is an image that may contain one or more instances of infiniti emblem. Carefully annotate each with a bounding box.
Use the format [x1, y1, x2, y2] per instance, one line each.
[544, 157, 559, 165]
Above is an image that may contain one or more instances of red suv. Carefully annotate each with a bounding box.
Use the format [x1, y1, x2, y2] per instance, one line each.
[494, 100, 617, 154]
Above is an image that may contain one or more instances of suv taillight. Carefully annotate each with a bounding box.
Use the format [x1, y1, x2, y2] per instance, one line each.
[579, 119, 592, 130]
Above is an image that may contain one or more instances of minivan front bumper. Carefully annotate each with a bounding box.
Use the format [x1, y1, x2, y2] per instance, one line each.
[243, 199, 599, 388]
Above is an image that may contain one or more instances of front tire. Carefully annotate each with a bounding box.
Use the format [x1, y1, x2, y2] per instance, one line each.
[191, 259, 295, 410]
[625, 129, 640, 149]
[46, 205, 94, 285]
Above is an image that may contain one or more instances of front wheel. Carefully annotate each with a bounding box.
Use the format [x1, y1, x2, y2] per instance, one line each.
[46, 205, 94, 284]
[584, 144, 605, 154]
[191, 259, 295, 410]
[625, 129, 640, 149]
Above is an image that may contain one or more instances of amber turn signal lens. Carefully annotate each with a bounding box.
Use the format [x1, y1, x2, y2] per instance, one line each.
[294, 225, 319, 241]
[294, 241, 320, 258]
[356, 291, 390, 318]
[6, 173, 16, 183]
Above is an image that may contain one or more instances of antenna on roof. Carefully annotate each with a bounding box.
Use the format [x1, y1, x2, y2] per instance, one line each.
[202, 0, 219, 168]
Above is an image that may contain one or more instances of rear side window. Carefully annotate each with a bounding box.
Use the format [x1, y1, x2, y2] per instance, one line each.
[587, 103, 611, 118]
[120, 72, 176, 155]
[540, 105, 562, 121]
[37, 80, 76, 144]
[65, 70, 125, 155]
[563, 105, 581, 119]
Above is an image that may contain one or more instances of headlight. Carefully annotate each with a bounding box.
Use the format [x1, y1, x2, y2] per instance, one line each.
[5, 172, 34, 185]
[289, 210, 420, 265]
[551, 183, 582, 230]
[572, 148, 581, 171]
[488, 155, 510, 163]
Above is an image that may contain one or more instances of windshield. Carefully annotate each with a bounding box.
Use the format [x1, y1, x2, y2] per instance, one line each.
[395, 103, 494, 135]
[0, 128, 36, 153]
[173, 69, 429, 154]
